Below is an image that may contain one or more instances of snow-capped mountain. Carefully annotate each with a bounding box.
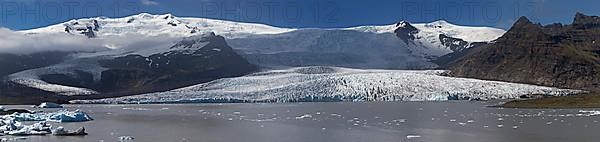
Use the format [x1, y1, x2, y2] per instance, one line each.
[72, 66, 580, 104]
[0, 13, 508, 104]
[23, 13, 294, 39]
[1, 32, 257, 104]
[350, 20, 504, 56]
[21, 13, 505, 69]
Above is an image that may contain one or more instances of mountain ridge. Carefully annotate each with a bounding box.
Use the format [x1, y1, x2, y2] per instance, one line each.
[448, 12, 600, 91]
[0, 13, 508, 104]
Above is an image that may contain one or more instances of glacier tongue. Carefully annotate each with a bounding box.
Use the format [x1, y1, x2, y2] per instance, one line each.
[72, 67, 581, 104]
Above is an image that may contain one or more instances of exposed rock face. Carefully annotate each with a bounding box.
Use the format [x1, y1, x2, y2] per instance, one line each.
[94, 34, 258, 96]
[0, 34, 258, 104]
[448, 13, 600, 91]
[394, 21, 419, 43]
[0, 52, 70, 78]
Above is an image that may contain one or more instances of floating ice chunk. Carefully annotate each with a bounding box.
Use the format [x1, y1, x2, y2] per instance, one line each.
[5, 109, 93, 122]
[0, 106, 4, 111]
[406, 135, 422, 139]
[1, 137, 28, 141]
[118, 136, 135, 142]
[578, 110, 600, 116]
[512, 126, 519, 129]
[52, 126, 88, 136]
[295, 114, 312, 119]
[36, 102, 64, 108]
[7, 113, 47, 121]
[497, 125, 504, 128]
[47, 110, 94, 122]
[2, 121, 51, 136]
[51, 126, 68, 135]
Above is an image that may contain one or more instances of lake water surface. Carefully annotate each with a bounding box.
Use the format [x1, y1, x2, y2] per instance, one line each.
[2, 101, 600, 142]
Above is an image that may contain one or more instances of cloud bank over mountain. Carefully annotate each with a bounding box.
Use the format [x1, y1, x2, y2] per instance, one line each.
[0, 28, 181, 54]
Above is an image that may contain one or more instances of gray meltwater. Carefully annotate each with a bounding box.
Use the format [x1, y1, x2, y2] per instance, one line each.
[2, 102, 600, 142]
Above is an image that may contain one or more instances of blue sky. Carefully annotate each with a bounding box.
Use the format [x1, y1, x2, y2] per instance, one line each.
[0, 0, 598, 30]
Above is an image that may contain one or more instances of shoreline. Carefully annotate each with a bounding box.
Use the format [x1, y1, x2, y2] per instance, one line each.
[499, 93, 600, 109]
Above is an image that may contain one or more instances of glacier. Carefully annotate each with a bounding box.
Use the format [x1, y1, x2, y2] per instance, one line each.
[3, 13, 510, 97]
[72, 67, 581, 104]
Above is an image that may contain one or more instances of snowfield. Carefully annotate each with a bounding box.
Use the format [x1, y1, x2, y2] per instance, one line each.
[347, 20, 506, 57]
[18, 13, 506, 70]
[72, 67, 581, 104]
[23, 13, 294, 39]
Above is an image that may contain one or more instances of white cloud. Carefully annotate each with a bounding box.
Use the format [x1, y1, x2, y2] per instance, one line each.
[0, 28, 181, 55]
[0, 28, 108, 54]
[140, 0, 159, 6]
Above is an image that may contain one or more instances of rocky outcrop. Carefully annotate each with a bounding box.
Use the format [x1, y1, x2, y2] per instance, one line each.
[0, 52, 70, 78]
[393, 21, 419, 43]
[1, 34, 258, 104]
[448, 13, 600, 91]
[93, 34, 258, 96]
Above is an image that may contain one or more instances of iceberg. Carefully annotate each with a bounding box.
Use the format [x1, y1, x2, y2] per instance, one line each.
[5, 109, 93, 122]
[406, 135, 421, 139]
[47, 110, 94, 122]
[577, 110, 600, 116]
[36, 102, 64, 108]
[52, 126, 88, 136]
[0, 120, 51, 136]
[0, 110, 93, 136]
[119, 136, 135, 142]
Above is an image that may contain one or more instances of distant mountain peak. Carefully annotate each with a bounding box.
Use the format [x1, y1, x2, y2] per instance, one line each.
[393, 20, 419, 43]
[505, 16, 544, 35]
[514, 16, 533, 26]
[395, 20, 411, 28]
[573, 12, 600, 28]
[424, 20, 453, 28]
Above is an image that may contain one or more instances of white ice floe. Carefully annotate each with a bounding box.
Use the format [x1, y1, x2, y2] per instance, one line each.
[52, 126, 87, 136]
[295, 114, 313, 120]
[73, 67, 582, 104]
[577, 110, 600, 116]
[0, 120, 51, 136]
[118, 136, 136, 142]
[406, 135, 422, 139]
[36, 102, 64, 108]
[0, 110, 92, 136]
[4, 109, 93, 122]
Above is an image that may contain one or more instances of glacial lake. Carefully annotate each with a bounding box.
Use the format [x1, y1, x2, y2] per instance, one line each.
[2, 101, 600, 142]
